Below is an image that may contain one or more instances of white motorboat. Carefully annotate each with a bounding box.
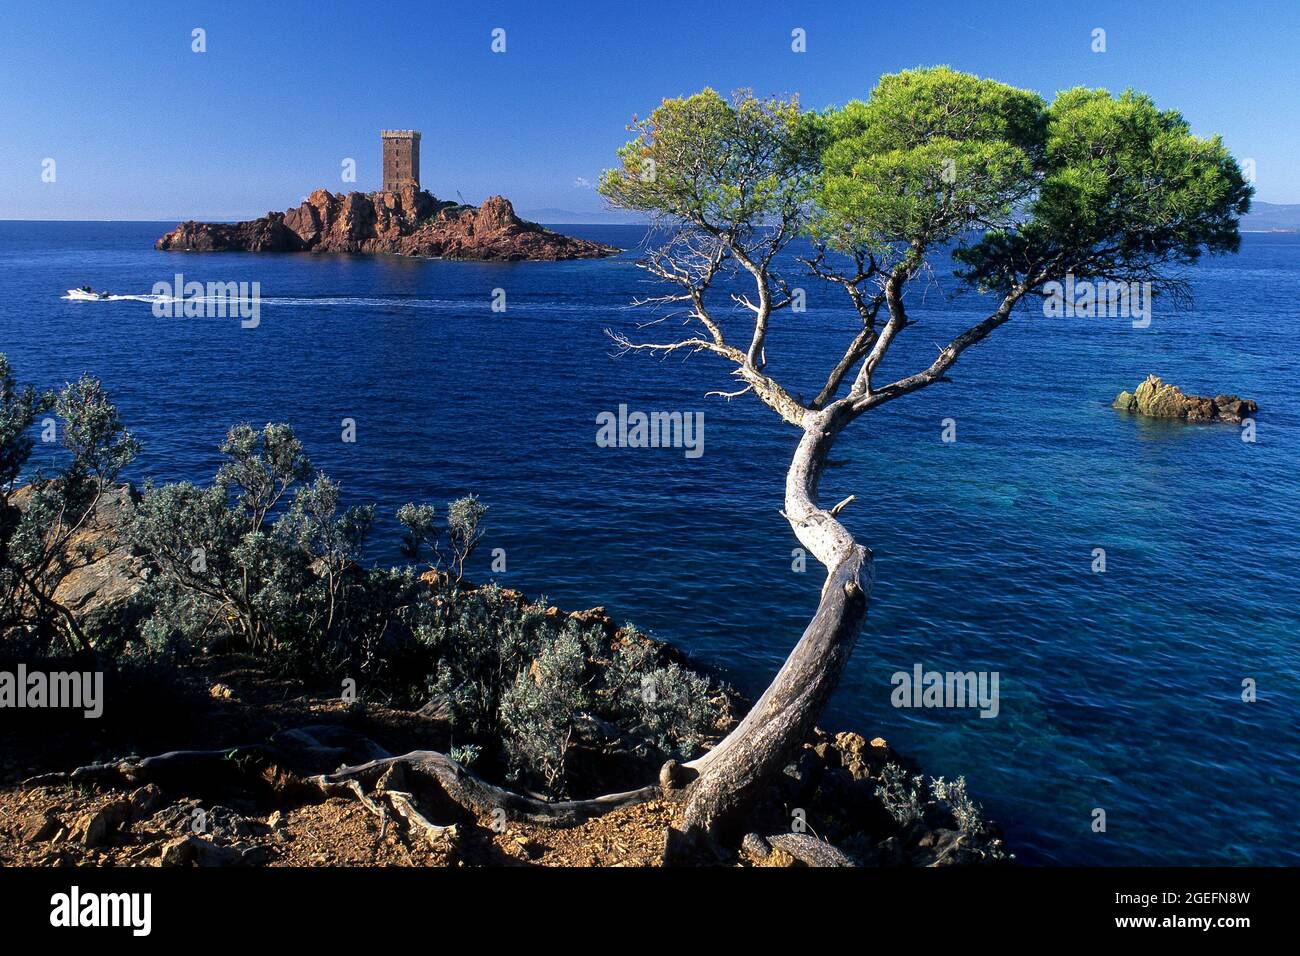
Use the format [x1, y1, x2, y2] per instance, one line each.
[66, 287, 112, 301]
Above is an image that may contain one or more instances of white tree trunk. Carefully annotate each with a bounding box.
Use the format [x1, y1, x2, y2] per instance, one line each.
[671, 408, 873, 850]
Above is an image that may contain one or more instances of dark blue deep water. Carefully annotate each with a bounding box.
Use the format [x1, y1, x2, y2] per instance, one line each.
[2, 221, 1297, 865]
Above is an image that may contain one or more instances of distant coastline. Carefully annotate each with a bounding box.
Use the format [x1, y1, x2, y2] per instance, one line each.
[1239, 200, 1300, 232]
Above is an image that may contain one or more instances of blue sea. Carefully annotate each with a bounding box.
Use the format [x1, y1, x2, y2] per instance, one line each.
[1, 221, 1297, 865]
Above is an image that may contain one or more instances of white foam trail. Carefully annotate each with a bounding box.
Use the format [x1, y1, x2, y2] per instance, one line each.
[62, 293, 171, 303]
[59, 293, 626, 312]
[61, 293, 464, 306]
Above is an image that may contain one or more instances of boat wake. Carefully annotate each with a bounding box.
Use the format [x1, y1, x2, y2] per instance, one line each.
[62, 293, 475, 307]
[63, 293, 165, 303]
[58, 293, 625, 312]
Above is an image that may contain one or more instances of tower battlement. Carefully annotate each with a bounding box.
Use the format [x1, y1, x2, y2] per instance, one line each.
[381, 130, 421, 192]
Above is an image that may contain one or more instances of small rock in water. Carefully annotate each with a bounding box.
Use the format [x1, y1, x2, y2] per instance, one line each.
[1114, 375, 1257, 423]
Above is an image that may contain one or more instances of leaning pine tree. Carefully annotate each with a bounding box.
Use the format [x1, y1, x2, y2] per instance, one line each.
[597, 67, 1250, 854]
[92, 68, 1247, 861]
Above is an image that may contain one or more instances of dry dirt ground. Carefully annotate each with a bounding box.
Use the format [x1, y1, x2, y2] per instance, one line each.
[0, 654, 695, 867]
[0, 784, 679, 868]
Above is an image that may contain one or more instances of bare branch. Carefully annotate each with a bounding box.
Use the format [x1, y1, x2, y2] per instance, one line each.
[605, 329, 745, 363]
[852, 283, 1031, 414]
[811, 327, 877, 411]
[705, 384, 754, 401]
[853, 270, 909, 395]
[829, 495, 856, 516]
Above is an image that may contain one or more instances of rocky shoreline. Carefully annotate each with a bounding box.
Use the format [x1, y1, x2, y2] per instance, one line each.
[1, 482, 1010, 867]
[1, 713, 1007, 867]
[155, 186, 618, 261]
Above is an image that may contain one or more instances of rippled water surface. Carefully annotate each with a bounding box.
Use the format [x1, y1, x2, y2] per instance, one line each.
[2, 221, 1297, 864]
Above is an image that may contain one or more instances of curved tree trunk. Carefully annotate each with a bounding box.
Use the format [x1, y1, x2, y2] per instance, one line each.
[671, 407, 873, 852]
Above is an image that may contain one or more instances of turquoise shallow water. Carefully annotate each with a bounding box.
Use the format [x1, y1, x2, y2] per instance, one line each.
[2, 221, 1297, 864]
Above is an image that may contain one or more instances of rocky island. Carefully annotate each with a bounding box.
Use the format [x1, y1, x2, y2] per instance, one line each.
[155, 187, 617, 262]
[1113, 374, 1258, 423]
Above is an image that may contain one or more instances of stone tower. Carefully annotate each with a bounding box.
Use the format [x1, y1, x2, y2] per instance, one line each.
[381, 130, 421, 192]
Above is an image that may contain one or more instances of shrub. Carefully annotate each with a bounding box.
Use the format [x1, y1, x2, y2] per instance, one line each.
[0, 359, 139, 653]
[397, 494, 488, 582]
[930, 775, 994, 836]
[0, 354, 44, 491]
[608, 646, 717, 757]
[130, 423, 430, 668]
[877, 765, 1003, 850]
[445, 495, 487, 580]
[411, 587, 727, 793]
[875, 762, 927, 828]
[500, 624, 591, 791]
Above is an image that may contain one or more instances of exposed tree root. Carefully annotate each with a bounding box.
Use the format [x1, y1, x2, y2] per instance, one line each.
[307, 751, 661, 826]
[341, 778, 388, 837]
[21, 744, 285, 793]
[384, 790, 457, 847]
[17, 726, 890, 867]
[764, 833, 859, 867]
[20, 725, 662, 859]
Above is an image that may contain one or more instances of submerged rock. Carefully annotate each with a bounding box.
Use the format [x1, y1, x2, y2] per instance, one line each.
[156, 187, 617, 261]
[1113, 375, 1257, 423]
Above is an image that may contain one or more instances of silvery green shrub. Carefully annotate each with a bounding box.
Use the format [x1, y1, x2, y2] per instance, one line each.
[130, 424, 402, 664]
[500, 624, 591, 791]
[0, 356, 138, 653]
[397, 495, 487, 582]
[875, 762, 927, 827]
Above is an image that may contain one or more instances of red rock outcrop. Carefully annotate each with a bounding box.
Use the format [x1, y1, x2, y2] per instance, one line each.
[156, 187, 617, 261]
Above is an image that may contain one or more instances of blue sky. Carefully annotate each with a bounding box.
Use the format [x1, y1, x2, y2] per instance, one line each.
[2, 0, 1296, 219]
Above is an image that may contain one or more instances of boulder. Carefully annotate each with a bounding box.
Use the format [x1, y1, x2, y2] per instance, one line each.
[21, 809, 63, 843]
[159, 834, 243, 867]
[5, 483, 148, 640]
[567, 606, 615, 636]
[155, 215, 304, 252]
[1113, 375, 1257, 423]
[765, 832, 859, 867]
[740, 832, 771, 862]
[1214, 394, 1257, 422]
[129, 784, 164, 820]
[73, 799, 131, 848]
[832, 729, 894, 781]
